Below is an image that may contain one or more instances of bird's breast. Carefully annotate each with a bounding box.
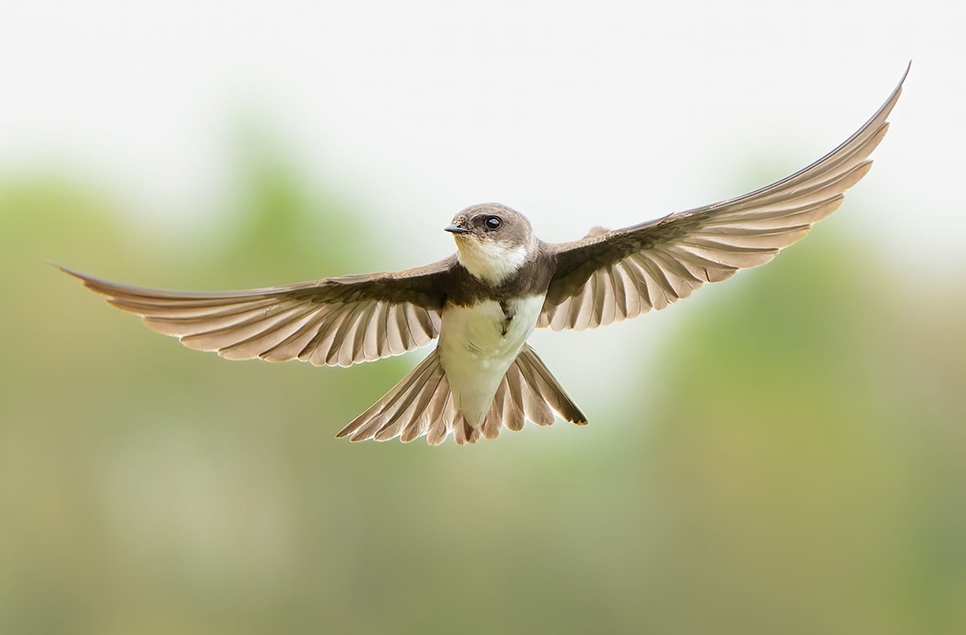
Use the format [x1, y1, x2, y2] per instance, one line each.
[439, 295, 543, 359]
[438, 294, 545, 426]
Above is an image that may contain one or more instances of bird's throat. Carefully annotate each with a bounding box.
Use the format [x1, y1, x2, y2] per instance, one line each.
[456, 239, 529, 284]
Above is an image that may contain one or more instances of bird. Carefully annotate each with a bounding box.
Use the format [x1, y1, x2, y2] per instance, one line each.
[63, 66, 907, 446]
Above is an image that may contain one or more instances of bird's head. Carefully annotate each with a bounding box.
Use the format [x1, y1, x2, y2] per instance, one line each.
[445, 203, 537, 284]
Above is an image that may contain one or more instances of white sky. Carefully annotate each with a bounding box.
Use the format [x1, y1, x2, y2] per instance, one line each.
[1, 0, 962, 268]
[1, 0, 961, 408]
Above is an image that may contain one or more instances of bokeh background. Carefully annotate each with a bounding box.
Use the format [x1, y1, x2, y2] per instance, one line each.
[2, 1, 965, 634]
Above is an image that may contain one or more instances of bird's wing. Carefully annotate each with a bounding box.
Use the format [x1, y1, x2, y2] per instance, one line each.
[64, 258, 456, 367]
[539, 65, 907, 332]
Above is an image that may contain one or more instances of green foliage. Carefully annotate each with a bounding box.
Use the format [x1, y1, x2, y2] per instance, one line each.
[1, 148, 964, 635]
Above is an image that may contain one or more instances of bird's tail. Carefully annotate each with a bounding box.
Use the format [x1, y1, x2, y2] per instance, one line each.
[336, 345, 586, 446]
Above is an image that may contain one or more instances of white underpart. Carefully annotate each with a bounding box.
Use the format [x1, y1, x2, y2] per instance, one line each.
[456, 238, 529, 284]
[438, 295, 545, 427]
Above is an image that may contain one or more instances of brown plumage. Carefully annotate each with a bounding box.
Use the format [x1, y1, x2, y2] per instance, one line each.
[63, 64, 907, 445]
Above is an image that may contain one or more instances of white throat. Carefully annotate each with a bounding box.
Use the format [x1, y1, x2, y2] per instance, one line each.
[456, 239, 530, 284]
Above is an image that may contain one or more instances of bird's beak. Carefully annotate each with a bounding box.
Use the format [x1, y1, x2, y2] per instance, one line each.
[445, 225, 471, 234]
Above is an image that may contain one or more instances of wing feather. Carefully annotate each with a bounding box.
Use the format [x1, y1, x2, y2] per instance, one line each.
[63, 257, 455, 367]
[540, 65, 907, 331]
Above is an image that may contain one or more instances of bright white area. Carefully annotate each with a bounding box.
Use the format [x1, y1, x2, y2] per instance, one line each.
[1, 0, 961, 409]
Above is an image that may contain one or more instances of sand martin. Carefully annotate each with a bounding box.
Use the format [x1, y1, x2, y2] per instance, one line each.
[64, 66, 907, 445]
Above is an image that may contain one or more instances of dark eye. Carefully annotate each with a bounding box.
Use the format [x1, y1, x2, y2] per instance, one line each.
[484, 216, 502, 230]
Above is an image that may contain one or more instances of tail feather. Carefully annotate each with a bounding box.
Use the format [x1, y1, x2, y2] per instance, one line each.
[500, 376, 526, 433]
[481, 385, 506, 440]
[515, 346, 588, 426]
[453, 417, 481, 445]
[401, 379, 449, 443]
[426, 391, 459, 446]
[372, 361, 444, 441]
[336, 349, 439, 441]
[510, 358, 556, 426]
[335, 344, 586, 446]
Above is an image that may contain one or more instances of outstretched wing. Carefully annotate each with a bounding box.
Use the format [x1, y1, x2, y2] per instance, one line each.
[64, 258, 457, 367]
[539, 64, 908, 332]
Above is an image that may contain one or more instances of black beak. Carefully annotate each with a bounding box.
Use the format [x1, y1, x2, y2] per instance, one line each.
[445, 225, 471, 234]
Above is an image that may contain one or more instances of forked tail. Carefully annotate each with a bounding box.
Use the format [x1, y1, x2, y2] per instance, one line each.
[336, 345, 586, 446]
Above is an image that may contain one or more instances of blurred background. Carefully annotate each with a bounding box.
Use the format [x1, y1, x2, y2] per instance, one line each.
[1, 1, 964, 634]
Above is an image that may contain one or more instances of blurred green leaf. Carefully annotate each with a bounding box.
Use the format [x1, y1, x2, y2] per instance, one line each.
[1, 146, 964, 635]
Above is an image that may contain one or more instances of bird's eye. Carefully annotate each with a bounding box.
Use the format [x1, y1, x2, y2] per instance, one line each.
[484, 217, 502, 230]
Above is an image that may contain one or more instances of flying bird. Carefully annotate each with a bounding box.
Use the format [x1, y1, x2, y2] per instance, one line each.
[64, 66, 907, 446]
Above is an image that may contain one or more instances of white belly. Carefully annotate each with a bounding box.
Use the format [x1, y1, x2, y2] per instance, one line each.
[438, 295, 544, 427]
